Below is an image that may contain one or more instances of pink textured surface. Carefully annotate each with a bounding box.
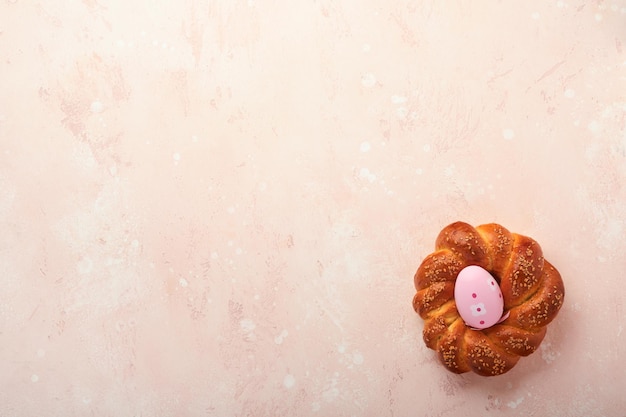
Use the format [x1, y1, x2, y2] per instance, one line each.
[1, 1, 625, 416]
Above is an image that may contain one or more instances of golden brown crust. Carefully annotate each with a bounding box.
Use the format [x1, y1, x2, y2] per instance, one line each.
[413, 221, 565, 376]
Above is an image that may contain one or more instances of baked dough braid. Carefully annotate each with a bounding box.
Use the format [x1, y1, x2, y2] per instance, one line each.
[412, 221, 565, 376]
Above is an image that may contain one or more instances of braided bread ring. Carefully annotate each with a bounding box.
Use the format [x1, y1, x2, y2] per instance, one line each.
[413, 222, 565, 376]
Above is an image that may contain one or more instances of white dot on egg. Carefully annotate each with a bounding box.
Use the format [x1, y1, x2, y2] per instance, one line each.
[352, 351, 364, 365]
[283, 374, 296, 389]
[362, 43, 371, 53]
[37, 348, 45, 358]
[502, 128, 515, 140]
[359, 141, 371, 152]
[179, 278, 188, 287]
[422, 144, 431, 152]
[595, 13, 603, 21]
[31, 374, 39, 383]
[531, 12, 541, 19]
[564, 89, 575, 98]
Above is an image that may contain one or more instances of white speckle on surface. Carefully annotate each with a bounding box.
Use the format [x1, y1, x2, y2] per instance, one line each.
[179, 278, 188, 287]
[37, 348, 45, 358]
[90, 101, 103, 113]
[211, 251, 219, 259]
[502, 128, 515, 140]
[283, 374, 296, 389]
[235, 247, 242, 255]
[361, 43, 371, 53]
[240, 318, 256, 332]
[422, 144, 431, 152]
[531, 12, 541, 19]
[76, 257, 93, 275]
[131, 239, 139, 249]
[322, 376, 340, 402]
[31, 374, 39, 383]
[587, 120, 601, 135]
[172, 152, 181, 164]
[361, 73, 376, 88]
[391, 94, 407, 104]
[359, 141, 371, 152]
[444, 164, 456, 177]
[564, 89, 576, 98]
[359, 167, 376, 183]
[507, 397, 524, 409]
[227, 206, 236, 214]
[415, 168, 423, 175]
[258, 181, 267, 192]
[595, 13, 603, 21]
[352, 351, 364, 365]
[540, 342, 558, 364]
[274, 329, 289, 344]
[337, 344, 346, 354]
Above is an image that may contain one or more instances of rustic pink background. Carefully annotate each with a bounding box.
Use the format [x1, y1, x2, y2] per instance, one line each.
[1, 1, 625, 416]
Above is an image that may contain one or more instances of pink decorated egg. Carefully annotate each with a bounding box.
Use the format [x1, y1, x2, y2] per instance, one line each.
[454, 265, 505, 329]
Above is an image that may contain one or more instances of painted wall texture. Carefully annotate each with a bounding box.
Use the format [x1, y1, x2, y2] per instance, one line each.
[1, 1, 625, 416]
